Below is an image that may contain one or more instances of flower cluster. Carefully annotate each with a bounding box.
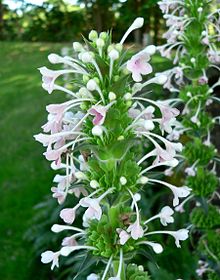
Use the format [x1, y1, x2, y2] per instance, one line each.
[35, 18, 190, 278]
[158, 0, 220, 278]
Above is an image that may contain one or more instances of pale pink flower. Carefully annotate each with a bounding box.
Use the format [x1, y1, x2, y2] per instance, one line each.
[127, 220, 144, 240]
[53, 174, 74, 190]
[51, 187, 66, 204]
[42, 113, 63, 134]
[41, 250, 60, 270]
[128, 108, 141, 118]
[160, 105, 179, 134]
[44, 146, 65, 165]
[39, 67, 62, 94]
[153, 145, 174, 165]
[89, 105, 107, 125]
[116, 228, 130, 245]
[34, 133, 66, 147]
[43, 103, 69, 132]
[171, 186, 192, 207]
[159, 206, 174, 226]
[80, 197, 102, 221]
[39, 67, 74, 94]
[185, 166, 196, 177]
[198, 76, 208, 85]
[127, 52, 153, 82]
[208, 49, 220, 63]
[172, 229, 189, 248]
[62, 236, 78, 247]
[87, 273, 100, 280]
[68, 187, 88, 198]
[60, 207, 78, 224]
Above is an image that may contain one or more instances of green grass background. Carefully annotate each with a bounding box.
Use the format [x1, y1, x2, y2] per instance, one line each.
[0, 42, 171, 279]
[0, 42, 69, 279]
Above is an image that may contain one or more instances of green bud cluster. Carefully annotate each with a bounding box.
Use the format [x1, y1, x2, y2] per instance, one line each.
[183, 139, 216, 166]
[207, 272, 220, 280]
[190, 205, 220, 229]
[159, 0, 220, 277]
[126, 263, 151, 280]
[199, 231, 220, 260]
[186, 167, 218, 197]
[86, 208, 137, 258]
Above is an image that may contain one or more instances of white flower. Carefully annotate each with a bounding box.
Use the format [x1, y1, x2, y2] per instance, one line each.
[144, 45, 156, 55]
[138, 241, 163, 254]
[145, 228, 189, 248]
[116, 228, 130, 245]
[172, 229, 189, 248]
[60, 245, 96, 257]
[51, 224, 84, 233]
[127, 52, 153, 82]
[80, 197, 102, 221]
[120, 17, 144, 44]
[149, 179, 192, 207]
[159, 206, 174, 226]
[185, 166, 196, 176]
[127, 220, 144, 240]
[172, 186, 192, 207]
[60, 205, 80, 224]
[41, 250, 60, 270]
[87, 273, 100, 280]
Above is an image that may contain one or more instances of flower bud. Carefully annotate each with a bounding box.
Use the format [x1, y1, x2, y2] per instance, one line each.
[75, 171, 88, 180]
[81, 52, 93, 63]
[124, 92, 132, 100]
[96, 38, 105, 48]
[48, 53, 61, 64]
[90, 180, 100, 189]
[100, 32, 107, 40]
[145, 45, 156, 55]
[132, 17, 144, 29]
[83, 75, 90, 83]
[87, 79, 97, 91]
[138, 265, 144, 271]
[186, 92, 192, 97]
[120, 176, 127, 185]
[155, 74, 167, 85]
[108, 91, 116, 101]
[79, 87, 90, 97]
[108, 49, 119, 60]
[138, 176, 148, 184]
[115, 43, 123, 52]
[73, 42, 83, 52]
[89, 30, 98, 41]
[117, 135, 125, 141]
[92, 125, 103, 137]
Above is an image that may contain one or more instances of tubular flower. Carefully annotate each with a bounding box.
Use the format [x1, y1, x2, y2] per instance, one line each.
[158, 0, 220, 278]
[35, 17, 189, 277]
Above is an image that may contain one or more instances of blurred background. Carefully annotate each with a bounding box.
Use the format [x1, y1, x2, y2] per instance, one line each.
[0, 1, 219, 280]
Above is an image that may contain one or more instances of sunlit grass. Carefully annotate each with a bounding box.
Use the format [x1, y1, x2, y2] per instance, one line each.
[0, 41, 68, 280]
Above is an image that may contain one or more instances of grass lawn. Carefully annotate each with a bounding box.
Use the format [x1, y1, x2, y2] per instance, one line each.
[0, 41, 69, 280]
[0, 41, 171, 279]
